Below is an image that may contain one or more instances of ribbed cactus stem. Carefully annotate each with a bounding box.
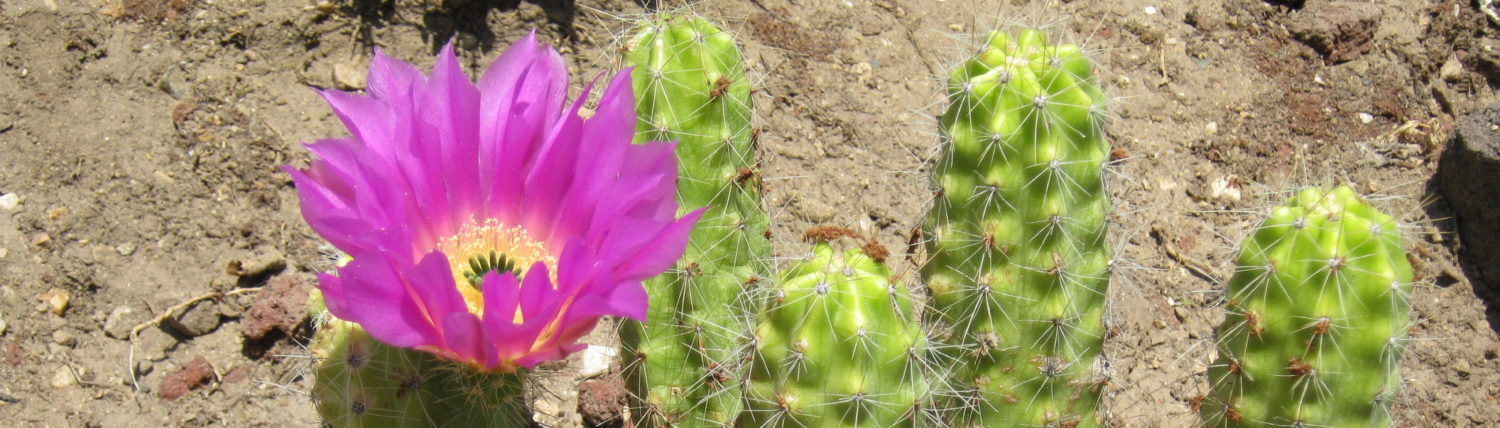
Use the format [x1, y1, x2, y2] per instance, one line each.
[921, 28, 1111, 427]
[619, 13, 770, 428]
[744, 239, 935, 427]
[310, 312, 531, 428]
[1201, 186, 1413, 428]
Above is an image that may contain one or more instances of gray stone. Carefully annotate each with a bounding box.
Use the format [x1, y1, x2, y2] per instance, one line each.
[51, 328, 78, 347]
[166, 300, 221, 337]
[1442, 103, 1500, 290]
[137, 328, 176, 361]
[103, 305, 141, 340]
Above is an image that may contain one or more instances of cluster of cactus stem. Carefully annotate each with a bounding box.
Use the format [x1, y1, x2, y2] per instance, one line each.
[295, 8, 1419, 427]
[617, 12, 772, 428]
[744, 231, 937, 427]
[1201, 186, 1413, 428]
[308, 296, 531, 427]
[920, 28, 1112, 427]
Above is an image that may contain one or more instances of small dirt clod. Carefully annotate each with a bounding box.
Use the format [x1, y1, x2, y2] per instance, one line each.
[159, 356, 215, 401]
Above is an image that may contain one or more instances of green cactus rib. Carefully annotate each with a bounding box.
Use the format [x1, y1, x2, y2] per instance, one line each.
[921, 29, 1111, 427]
[309, 314, 531, 428]
[1202, 186, 1413, 428]
[744, 242, 936, 427]
[618, 13, 771, 428]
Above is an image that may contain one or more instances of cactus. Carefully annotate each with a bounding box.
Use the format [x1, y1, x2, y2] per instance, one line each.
[309, 314, 531, 428]
[743, 237, 936, 427]
[618, 13, 771, 427]
[1201, 186, 1412, 428]
[920, 28, 1111, 427]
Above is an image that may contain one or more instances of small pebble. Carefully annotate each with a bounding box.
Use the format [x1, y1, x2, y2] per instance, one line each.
[0, 193, 18, 211]
[42, 288, 70, 316]
[1144, 6, 1158, 15]
[51, 366, 77, 388]
[103, 305, 138, 340]
[1358, 112, 1374, 124]
[332, 61, 366, 90]
[116, 243, 136, 256]
[1440, 57, 1465, 82]
[51, 329, 77, 347]
[0, 317, 8, 336]
[1204, 121, 1219, 136]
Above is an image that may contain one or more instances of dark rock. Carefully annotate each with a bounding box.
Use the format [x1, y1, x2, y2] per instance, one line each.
[165, 300, 221, 337]
[1287, 1, 1382, 63]
[240, 276, 310, 342]
[1442, 103, 1500, 290]
[578, 372, 629, 427]
[159, 356, 215, 401]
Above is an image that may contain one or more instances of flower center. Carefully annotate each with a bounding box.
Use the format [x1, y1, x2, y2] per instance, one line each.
[435, 218, 555, 319]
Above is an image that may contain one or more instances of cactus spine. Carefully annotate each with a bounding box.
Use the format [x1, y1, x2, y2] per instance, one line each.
[1201, 186, 1412, 428]
[619, 13, 771, 427]
[309, 314, 530, 427]
[744, 239, 934, 427]
[921, 29, 1111, 426]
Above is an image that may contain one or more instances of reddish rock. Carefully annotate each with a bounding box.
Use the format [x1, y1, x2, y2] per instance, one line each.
[159, 356, 215, 401]
[578, 372, 630, 428]
[240, 276, 310, 342]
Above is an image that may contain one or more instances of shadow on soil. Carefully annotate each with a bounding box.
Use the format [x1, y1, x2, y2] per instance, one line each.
[345, 0, 579, 53]
[1425, 156, 1500, 335]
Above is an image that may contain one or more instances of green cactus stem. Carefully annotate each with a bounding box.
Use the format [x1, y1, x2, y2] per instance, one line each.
[1201, 186, 1413, 428]
[309, 314, 531, 428]
[921, 28, 1112, 427]
[744, 237, 935, 427]
[618, 12, 771, 428]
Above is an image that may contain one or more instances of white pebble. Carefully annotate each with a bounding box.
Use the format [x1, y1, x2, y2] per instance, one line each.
[1358, 112, 1374, 124]
[1144, 6, 1158, 15]
[578, 344, 617, 379]
[0, 193, 18, 211]
[1205, 121, 1219, 136]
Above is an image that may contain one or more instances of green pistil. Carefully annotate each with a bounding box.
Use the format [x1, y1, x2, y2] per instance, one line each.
[464, 251, 519, 287]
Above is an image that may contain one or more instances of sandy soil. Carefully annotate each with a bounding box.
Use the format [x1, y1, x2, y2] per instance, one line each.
[1, 0, 1498, 426]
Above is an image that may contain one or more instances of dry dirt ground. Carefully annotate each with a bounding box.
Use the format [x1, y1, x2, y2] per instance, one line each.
[2, 0, 1499, 426]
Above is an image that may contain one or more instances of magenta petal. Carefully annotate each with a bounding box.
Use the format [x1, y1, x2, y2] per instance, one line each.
[316, 272, 351, 319]
[614, 208, 704, 280]
[320, 91, 396, 156]
[441, 312, 484, 363]
[607, 280, 649, 321]
[429, 44, 483, 222]
[335, 254, 440, 348]
[368, 48, 425, 103]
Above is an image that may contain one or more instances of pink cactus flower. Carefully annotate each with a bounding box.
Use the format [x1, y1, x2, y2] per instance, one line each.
[285, 33, 700, 373]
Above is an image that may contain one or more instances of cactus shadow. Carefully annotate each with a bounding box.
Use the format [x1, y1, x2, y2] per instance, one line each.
[1422, 168, 1500, 335]
[343, 0, 579, 54]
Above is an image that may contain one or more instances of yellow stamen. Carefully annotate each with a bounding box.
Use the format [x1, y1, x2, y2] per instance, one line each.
[434, 218, 555, 322]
